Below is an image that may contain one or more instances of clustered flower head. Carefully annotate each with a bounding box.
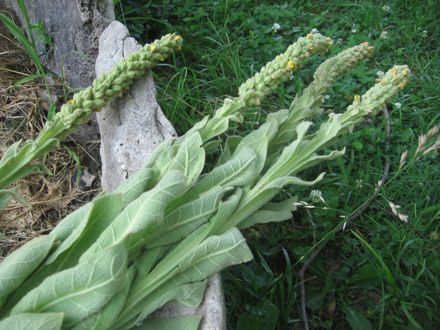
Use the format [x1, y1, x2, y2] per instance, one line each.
[238, 32, 333, 106]
[54, 33, 183, 135]
[313, 42, 374, 89]
[341, 65, 411, 128]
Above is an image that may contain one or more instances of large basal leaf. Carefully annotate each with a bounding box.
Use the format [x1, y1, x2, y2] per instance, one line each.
[44, 192, 124, 267]
[207, 188, 243, 235]
[148, 186, 228, 248]
[0, 235, 55, 308]
[136, 315, 202, 330]
[0, 312, 63, 330]
[49, 202, 93, 242]
[11, 243, 128, 328]
[167, 132, 205, 187]
[238, 196, 298, 229]
[71, 267, 134, 330]
[176, 227, 253, 282]
[216, 135, 242, 166]
[80, 170, 186, 261]
[115, 167, 157, 205]
[135, 246, 170, 277]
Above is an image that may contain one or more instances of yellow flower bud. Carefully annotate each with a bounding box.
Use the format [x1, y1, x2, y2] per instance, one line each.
[287, 60, 296, 71]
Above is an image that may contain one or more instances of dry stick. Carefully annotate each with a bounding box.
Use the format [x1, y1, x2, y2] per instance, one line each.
[299, 106, 391, 330]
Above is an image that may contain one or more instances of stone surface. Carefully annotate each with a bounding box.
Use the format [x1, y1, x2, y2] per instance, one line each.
[96, 20, 226, 330]
[3, 0, 114, 88]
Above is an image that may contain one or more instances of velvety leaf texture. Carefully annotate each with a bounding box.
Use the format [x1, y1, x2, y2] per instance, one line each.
[0, 235, 55, 307]
[0, 312, 63, 330]
[11, 243, 128, 327]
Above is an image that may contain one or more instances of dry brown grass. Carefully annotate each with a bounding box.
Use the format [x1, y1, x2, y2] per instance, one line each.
[0, 19, 100, 259]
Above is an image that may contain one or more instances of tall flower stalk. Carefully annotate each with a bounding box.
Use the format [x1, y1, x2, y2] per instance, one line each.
[0, 34, 183, 190]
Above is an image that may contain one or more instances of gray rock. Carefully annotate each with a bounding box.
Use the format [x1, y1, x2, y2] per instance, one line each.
[3, 0, 114, 88]
[96, 20, 226, 330]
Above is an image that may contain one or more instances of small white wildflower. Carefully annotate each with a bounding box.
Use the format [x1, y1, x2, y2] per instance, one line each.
[272, 23, 281, 32]
[383, 5, 391, 12]
[310, 189, 325, 204]
[422, 30, 428, 37]
[337, 37, 343, 44]
[376, 70, 385, 78]
[311, 28, 319, 34]
[351, 24, 357, 34]
[394, 102, 402, 109]
[380, 31, 388, 39]
[324, 94, 330, 100]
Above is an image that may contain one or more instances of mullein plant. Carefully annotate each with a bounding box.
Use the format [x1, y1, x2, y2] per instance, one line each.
[0, 31, 410, 330]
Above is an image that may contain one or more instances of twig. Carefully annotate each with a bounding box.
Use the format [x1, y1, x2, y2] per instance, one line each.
[299, 107, 391, 330]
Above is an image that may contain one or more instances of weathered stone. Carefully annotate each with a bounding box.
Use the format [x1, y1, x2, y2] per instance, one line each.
[96, 20, 226, 329]
[3, 0, 114, 88]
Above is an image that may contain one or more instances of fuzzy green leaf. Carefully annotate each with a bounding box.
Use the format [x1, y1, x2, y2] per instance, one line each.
[0, 235, 55, 308]
[80, 170, 186, 261]
[11, 243, 128, 328]
[0, 312, 63, 330]
[184, 147, 258, 204]
[45, 192, 124, 267]
[149, 186, 228, 248]
[238, 196, 298, 229]
[168, 133, 205, 186]
[71, 267, 134, 330]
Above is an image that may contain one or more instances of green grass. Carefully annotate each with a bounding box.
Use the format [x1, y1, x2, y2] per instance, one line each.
[116, 0, 440, 328]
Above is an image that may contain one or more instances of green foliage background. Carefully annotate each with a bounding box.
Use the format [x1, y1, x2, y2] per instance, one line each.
[115, 1, 439, 328]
